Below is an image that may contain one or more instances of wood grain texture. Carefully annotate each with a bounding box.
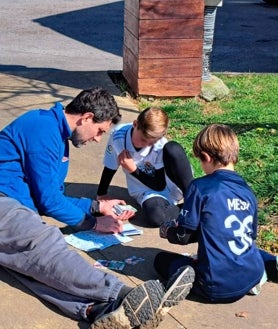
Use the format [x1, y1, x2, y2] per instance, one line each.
[123, 0, 204, 97]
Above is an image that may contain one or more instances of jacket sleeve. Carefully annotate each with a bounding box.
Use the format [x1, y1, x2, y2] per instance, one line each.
[25, 150, 94, 227]
[23, 128, 93, 227]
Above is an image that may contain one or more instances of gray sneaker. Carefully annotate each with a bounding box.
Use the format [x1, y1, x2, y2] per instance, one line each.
[139, 267, 195, 329]
[90, 280, 164, 329]
[162, 265, 195, 307]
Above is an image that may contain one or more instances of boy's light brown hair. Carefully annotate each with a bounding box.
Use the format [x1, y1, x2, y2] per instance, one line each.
[193, 124, 239, 166]
[136, 107, 169, 139]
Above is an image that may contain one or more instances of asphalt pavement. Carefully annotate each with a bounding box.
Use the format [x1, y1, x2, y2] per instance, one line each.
[0, 0, 277, 74]
[0, 1, 277, 329]
[212, 0, 278, 73]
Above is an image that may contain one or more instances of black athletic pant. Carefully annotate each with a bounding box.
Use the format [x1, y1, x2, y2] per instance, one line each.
[142, 141, 193, 227]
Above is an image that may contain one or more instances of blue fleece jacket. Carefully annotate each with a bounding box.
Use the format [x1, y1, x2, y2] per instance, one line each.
[0, 102, 93, 226]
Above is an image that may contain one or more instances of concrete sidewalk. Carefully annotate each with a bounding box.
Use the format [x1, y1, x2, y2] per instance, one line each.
[0, 0, 277, 327]
[0, 71, 277, 329]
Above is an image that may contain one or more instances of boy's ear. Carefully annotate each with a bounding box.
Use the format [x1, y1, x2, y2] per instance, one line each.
[133, 120, 137, 128]
[201, 151, 212, 162]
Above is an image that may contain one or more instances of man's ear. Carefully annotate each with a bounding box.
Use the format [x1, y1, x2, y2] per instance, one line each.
[75, 112, 94, 127]
[82, 112, 94, 123]
[133, 120, 137, 128]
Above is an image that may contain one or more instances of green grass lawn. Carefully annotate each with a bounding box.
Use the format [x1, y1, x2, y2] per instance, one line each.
[138, 73, 278, 252]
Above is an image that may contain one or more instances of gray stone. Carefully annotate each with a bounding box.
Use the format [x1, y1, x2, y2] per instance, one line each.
[200, 75, 230, 101]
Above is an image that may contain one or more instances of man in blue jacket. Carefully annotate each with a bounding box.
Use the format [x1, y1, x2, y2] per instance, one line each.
[0, 87, 194, 329]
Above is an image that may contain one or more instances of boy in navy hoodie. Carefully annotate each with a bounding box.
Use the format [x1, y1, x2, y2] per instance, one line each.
[156, 124, 277, 303]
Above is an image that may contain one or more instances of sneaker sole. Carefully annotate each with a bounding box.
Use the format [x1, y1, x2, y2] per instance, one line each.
[162, 265, 195, 307]
[90, 280, 164, 329]
[139, 266, 195, 329]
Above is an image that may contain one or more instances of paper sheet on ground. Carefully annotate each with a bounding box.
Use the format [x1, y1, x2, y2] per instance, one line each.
[121, 223, 143, 236]
[65, 223, 142, 252]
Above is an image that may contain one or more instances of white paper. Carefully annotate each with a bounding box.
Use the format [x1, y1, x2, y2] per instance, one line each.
[64, 224, 140, 252]
[121, 223, 143, 236]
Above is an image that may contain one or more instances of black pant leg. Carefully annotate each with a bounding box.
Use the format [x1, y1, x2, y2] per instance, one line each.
[163, 141, 193, 192]
[142, 197, 180, 227]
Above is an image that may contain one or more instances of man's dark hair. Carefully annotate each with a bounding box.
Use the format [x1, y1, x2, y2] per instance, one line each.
[65, 87, 121, 124]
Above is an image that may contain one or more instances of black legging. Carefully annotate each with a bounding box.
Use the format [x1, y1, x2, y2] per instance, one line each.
[142, 141, 193, 227]
[163, 141, 193, 192]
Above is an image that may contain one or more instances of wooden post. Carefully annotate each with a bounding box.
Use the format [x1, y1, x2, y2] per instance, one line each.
[123, 0, 205, 97]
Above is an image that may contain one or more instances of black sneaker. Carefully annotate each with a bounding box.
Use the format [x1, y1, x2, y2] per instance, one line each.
[161, 265, 195, 307]
[90, 280, 164, 329]
[264, 256, 278, 283]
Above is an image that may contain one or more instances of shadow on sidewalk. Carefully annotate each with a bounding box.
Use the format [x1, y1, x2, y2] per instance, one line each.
[33, 1, 124, 57]
[0, 65, 120, 96]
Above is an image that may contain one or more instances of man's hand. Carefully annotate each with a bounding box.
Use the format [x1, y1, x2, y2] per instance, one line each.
[159, 219, 177, 239]
[98, 198, 135, 220]
[94, 216, 124, 234]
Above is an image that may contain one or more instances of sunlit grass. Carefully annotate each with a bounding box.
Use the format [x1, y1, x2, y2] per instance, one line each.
[138, 74, 278, 250]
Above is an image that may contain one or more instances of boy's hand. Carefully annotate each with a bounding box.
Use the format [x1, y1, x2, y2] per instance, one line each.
[118, 150, 137, 173]
[159, 219, 177, 239]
